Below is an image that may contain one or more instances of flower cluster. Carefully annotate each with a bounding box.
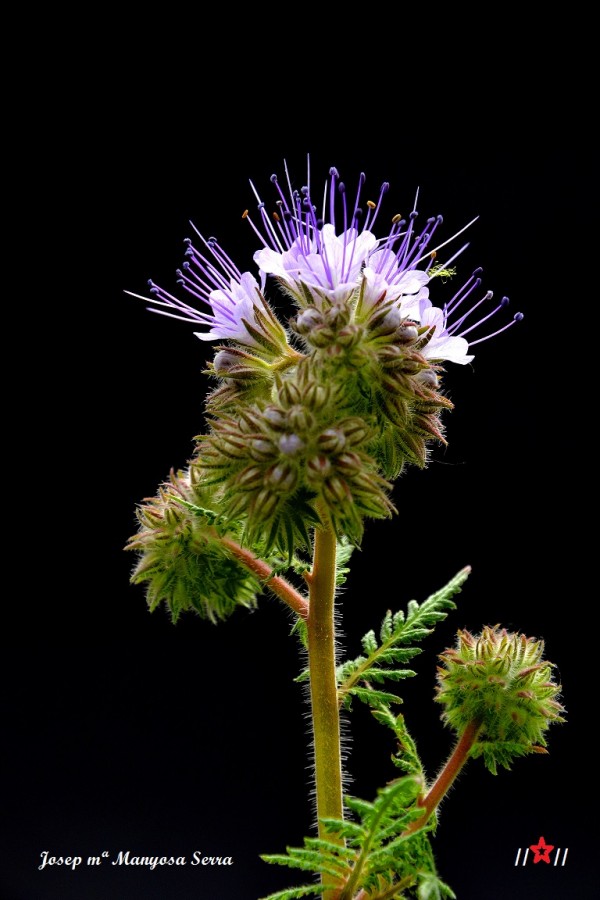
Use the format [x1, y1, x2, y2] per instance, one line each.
[127, 160, 522, 364]
[127, 159, 523, 556]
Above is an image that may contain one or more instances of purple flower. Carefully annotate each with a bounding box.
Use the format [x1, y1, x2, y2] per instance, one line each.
[245, 161, 522, 362]
[127, 158, 522, 364]
[125, 232, 282, 349]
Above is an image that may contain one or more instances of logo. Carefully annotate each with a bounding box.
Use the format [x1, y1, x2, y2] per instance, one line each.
[514, 836, 568, 866]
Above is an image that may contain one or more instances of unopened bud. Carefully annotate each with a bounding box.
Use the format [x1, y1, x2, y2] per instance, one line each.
[306, 455, 333, 481]
[213, 350, 241, 373]
[279, 434, 305, 456]
[288, 405, 315, 433]
[295, 308, 323, 334]
[265, 463, 298, 493]
[249, 439, 277, 461]
[397, 323, 419, 343]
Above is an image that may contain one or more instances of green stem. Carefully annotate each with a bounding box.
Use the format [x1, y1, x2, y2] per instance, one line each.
[403, 719, 481, 836]
[307, 517, 344, 899]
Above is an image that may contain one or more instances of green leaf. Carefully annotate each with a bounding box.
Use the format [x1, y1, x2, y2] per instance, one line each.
[338, 568, 470, 708]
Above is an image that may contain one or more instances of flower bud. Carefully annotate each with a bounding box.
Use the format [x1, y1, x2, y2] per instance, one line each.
[435, 625, 566, 774]
[396, 323, 419, 343]
[288, 405, 315, 433]
[278, 434, 305, 456]
[265, 463, 298, 493]
[249, 438, 277, 461]
[263, 406, 287, 430]
[295, 307, 324, 334]
[306, 455, 333, 482]
[213, 350, 241, 373]
[415, 369, 439, 390]
[317, 428, 347, 454]
[303, 382, 330, 412]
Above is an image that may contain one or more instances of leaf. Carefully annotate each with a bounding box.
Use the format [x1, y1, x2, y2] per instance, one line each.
[338, 568, 470, 709]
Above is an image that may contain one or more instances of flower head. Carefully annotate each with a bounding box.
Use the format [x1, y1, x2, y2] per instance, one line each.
[244, 160, 522, 364]
[126, 157, 522, 368]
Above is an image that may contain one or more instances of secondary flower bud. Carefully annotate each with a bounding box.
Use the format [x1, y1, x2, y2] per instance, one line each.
[435, 625, 566, 774]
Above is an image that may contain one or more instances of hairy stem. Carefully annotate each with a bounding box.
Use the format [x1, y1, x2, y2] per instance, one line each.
[353, 874, 414, 900]
[214, 533, 309, 619]
[403, 719, 481, 836]
[307, 517, 344, 898]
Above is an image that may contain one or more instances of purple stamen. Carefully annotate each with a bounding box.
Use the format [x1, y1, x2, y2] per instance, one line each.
[469, 312, 524, 346]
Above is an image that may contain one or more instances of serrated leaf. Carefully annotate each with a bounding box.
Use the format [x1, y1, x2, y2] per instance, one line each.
[338, 569, 470, 709]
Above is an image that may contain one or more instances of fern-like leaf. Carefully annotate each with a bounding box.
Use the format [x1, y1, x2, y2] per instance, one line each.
[261, 775, 453, 900]
[337, 568, 471, 709]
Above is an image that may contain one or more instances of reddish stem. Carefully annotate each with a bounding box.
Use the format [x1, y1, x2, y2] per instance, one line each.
[403, 719, 481, 836]
[218, 534, 309, 619]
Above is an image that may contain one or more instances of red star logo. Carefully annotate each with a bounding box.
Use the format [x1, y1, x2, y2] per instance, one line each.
[529, 836, 554, 864]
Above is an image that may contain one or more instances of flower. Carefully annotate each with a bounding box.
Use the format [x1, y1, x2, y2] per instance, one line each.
[254, 223, 377, 308]
[125, 232, 287, 351]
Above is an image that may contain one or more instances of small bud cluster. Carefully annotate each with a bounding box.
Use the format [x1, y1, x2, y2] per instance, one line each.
[126, 472, 262, 623]
[435, 626, 565, 773]
[197, 362, 394, 550]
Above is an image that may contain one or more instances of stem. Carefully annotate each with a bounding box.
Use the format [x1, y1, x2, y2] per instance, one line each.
[353, 875, 413, 900]
[307, 517, 344, 898]
[214, 532, 309, 619]
[403, 720, 481, 836]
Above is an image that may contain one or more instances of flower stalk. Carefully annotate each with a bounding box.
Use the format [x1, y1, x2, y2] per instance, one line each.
[403, 719, 481, 837]
[306, 513, 344, 897]
[217, 533, 309, 619]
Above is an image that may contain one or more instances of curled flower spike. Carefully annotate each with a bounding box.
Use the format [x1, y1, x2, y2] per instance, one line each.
[435, 625, 565, 774]
[248, 158, 523, 363]
[126, 156, 523, 368]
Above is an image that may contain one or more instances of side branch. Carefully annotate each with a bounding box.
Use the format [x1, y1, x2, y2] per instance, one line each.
[216, 533, 309, 619]
[403, 719, 481, 836]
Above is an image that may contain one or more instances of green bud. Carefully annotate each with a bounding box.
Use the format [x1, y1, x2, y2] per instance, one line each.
[126, 470, 262, 624]
[288, 405, 315, 433]
[341, 418, 371, 447]
[278, 380, 303, 407]
[235, 466, 265, 490]
[294, 308, 324, 334]
[317, 428, 347, 454]
[265, 463, 298, 493]
[336, 325, 362, 347]
[303, 382, 330, 412]
[435, 625, 566, 774]
[249, 439, 277, 461]
[306, 454, 333, 482]
[306, 326, 336, 348]
[252, 487, 279, 520]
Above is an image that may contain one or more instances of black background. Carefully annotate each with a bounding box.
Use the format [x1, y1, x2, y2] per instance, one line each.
[3, 29, 594, 900]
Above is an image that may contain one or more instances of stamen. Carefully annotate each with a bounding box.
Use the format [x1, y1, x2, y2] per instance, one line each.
[469, 312, 524, 346]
